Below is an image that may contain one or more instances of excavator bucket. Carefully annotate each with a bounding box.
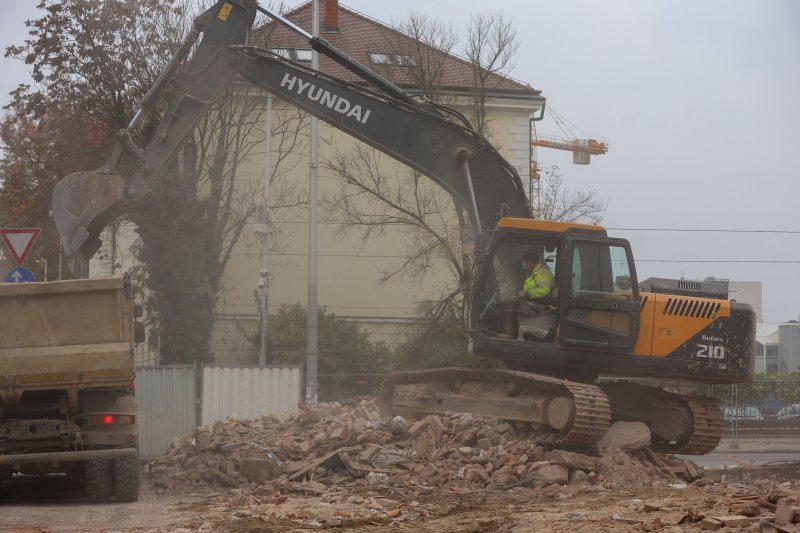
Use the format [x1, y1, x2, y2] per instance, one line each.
[52, 169, 127, 277]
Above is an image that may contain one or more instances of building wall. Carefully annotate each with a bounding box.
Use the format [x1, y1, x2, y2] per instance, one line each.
[779, 323, 800, 373]
[729, 281, 763, 323]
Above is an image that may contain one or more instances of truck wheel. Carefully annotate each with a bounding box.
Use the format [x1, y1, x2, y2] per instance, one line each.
[85, 460, 112, 502]
[113, 457, 140, 502]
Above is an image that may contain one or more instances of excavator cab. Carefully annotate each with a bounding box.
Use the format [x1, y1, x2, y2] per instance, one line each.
[470, 217, 641, 371]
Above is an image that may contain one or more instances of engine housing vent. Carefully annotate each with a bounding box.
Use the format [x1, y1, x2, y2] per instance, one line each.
[639, 277, 728, 299]
[663, 297, 721, 319]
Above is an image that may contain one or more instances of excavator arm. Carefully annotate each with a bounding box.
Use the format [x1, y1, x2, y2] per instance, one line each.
[52, 0, 533, 276]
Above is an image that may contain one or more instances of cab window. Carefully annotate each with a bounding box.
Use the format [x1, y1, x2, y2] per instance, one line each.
[570, 242, 633, 299]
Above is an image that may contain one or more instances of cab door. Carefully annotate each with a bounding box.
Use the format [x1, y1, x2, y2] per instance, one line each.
[557, 237, 640, 350]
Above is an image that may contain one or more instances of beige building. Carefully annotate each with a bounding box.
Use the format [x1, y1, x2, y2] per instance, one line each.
[728, 280, 763, 323]
[91, 1, 545, 364]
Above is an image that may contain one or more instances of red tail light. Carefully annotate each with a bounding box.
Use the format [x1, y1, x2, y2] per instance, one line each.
[92, 414, 135, 425]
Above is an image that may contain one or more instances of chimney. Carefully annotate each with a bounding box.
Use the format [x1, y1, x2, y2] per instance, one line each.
[324, 0, 339, 33]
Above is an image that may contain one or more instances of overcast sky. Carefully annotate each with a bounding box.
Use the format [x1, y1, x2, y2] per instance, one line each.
[1, 1, 798, 322]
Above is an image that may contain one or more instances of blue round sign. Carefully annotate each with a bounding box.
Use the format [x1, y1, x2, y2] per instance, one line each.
[5, 266, 36, 283]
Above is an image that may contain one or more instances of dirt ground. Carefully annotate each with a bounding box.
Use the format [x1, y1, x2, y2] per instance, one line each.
[0, 477, 198, 531]
[0, 475, 790, 532]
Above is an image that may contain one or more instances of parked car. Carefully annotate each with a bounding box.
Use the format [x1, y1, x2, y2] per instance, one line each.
[775, 403, 800, 420]
[723, 406, 764, 421]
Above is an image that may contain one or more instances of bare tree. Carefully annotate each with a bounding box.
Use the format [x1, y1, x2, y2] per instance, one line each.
[323, 145, 466, 298]
[323, 12, 523, 323]
[2, 0, 310, 364]
[381, 13, 459, 105]
[464, 12, 520, 137]
[538, 165, 608, 224]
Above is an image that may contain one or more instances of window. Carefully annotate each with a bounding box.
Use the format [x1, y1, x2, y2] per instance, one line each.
[270, 48, 291, 59]
[483, 239, 560, 301]
[570, 241, 632, 298]
[368, 52, 416, 67]
[270, 48, 313, 62]
[294, 49, 313, 62]
[395, 54, 416, 66]
[476, 237, 560, 336]
[368, 52, 392, 65]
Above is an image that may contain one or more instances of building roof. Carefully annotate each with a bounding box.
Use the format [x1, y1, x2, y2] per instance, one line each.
[757, 323, 780, 345]
[251, 1, 541, 100]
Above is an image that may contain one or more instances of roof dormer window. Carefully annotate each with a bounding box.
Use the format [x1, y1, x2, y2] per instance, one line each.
[368, 52, 416, 67]
[270, 48, 313, 62]
[271, 48, 291, 59]
[294, 49, 313, 62]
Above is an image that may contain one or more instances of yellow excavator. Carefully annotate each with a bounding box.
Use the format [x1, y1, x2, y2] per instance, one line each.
[51, 0, 754, 454]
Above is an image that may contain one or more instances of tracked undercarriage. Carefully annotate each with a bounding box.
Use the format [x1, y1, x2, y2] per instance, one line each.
[377, 368, 723, 455]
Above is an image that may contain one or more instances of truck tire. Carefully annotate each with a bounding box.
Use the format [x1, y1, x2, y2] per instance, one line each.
[85, 460, 112, 502]
[113, 457, 140, 502]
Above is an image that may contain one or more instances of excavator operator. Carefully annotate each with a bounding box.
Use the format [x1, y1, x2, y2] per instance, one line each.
[517, 247, 556, 304]
[498, 246, 557, 340]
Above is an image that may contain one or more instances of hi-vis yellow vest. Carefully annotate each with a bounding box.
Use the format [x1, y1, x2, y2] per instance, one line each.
[523, 263, 556, 300]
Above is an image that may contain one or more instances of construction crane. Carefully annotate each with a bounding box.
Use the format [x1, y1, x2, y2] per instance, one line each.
[529, 109, 608, 213]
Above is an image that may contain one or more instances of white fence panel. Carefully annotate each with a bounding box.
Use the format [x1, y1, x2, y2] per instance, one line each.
[135, 366, 196, 458]
[201, 366, 301, 426]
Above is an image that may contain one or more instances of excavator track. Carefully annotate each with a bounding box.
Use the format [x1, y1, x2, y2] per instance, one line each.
[654, 395, 724, 455]
[601, 382, 723, 456]
[376, 368, 611, 448]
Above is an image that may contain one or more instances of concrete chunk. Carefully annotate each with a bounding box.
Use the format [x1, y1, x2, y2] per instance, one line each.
[774, 504, 797, 524]
[532, 464, 569, 486]
[418, 463, 438, 483]
[239, 458, 281, 483]
[568, 469, 592, 485]
[465, 465, 490, 484]
[456, 428, 478, 446]
[715, 515, 751, 528]
[698, 518, 722, 530]
[547, 450, 597, 472]
[358, 443, 381, 463]
[597, 421, 651, 450]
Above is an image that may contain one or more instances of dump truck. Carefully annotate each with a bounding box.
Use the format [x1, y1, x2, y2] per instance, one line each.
[0, 275, 142, 501]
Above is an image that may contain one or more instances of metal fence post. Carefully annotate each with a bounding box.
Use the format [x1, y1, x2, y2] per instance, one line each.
[195, 360, 203, 428]
[730, 383, 739, 449]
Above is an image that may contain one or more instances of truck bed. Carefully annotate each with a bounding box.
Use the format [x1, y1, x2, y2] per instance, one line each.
[0, 277, 135, 406]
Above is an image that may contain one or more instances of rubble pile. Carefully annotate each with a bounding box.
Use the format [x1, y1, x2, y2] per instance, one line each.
[147, 399, 702, 496]
[144, 401, 800, 531]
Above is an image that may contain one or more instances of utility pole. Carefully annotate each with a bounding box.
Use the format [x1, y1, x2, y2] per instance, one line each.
[306, 0, 320, 404]
[258, 93, 273, 366]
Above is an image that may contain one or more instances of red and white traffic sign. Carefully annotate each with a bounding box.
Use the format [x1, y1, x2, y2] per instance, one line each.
[0, 228, 41, 266]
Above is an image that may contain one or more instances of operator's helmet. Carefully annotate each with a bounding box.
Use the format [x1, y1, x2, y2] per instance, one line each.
[522, 246, 543, 263]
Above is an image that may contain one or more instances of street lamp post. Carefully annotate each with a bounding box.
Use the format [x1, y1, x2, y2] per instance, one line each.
[37, 257, 48, 282]
[258, 93, 274, 366]
[306, 0, 320, 405]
